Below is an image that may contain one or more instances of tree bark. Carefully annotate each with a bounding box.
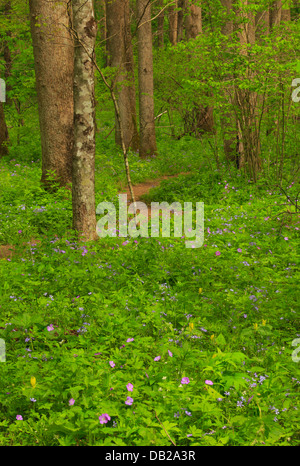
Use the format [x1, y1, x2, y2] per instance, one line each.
[29, 0, 74, 189]
[72, 0, 97, 241]
[185, 1, 202, 40]
[168, 1, 178, 46]
[255, 8, 270, 39]
[0, 102, 9, 157]
[106, 0, 139, 151]
[270, 0, 282, 28]
[137, 0, 157, 158]
[177, 0, 185, 42]
[157, 0, 165, 48]
[220, 0, 233, 35]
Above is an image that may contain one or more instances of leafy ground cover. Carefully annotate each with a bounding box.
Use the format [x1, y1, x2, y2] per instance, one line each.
[0, 131, 299, 446]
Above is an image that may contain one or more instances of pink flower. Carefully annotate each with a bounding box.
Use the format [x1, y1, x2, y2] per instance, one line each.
[125, 396, 133, 405]
[181, 377, 190, 384]
[47, 324, 54, 332]
[99, 413, 111, 424]
[284, 237, 288, 241]
[16, 415, 23, 421]
[109, 361, 115, 368]
[215, 251, 221, 256]
[154, 356, 161, 361]
[126, 383, 134, 392]
[168, 350, 173, 357]
[205, 380, 213, 385]
[237, 248, 242, 253]
[69, 398, 75, 406]
[126, 338, 134, 342]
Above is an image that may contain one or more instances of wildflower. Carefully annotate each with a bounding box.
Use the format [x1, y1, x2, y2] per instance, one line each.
[47, 324, 54, 332]
[30, 398, 36, 402]
[16, 415, 23, 420]
[181, 377, 190, 384]
[154, 356, 161, 361]
[69, 398, 75, 406]
[185, 411, 192, 416]
[205, 380, 213, 386]
[109, 361, 115, 368]
[126, 383, 134, 392]
[199, 288, 203, 293]
[253, 323, 258, 331]
[237, 401, 244, 407]
[126, 338, 134, 342]
[174, 412, 180, 418]
[262, 319, 267, 326]
[99, 413, 111, 424]
[168, 350, 173, 357]
[125, 396, 133, 406]
[30, 377, 36, 388]
[237, 248, 242, 253]
[215, 251, 221, 256]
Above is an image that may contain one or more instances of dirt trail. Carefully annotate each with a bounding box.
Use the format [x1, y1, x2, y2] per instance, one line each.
[0, 172, 190, 259]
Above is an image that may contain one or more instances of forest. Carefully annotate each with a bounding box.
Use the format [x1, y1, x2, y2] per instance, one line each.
[0, 0, 299, 447]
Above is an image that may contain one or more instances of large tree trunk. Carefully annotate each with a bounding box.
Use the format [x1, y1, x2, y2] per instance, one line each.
[0, 102, 9, 157]
[72, 0, 97, 241]
[106, 0, 139, 151]
[255, 8, 270, 39]
[137, 0, 157, 158]
[168, 1, 178, 45]
[29, 0, 74, 189]
[185, 0, 202, 40]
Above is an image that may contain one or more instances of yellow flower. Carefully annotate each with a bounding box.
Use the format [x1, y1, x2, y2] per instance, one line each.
[199, 288, 203, 294]
[253, 323, 258, 331]
[31, 376, 36, 388]
[189, 322, 194, 332]
[262, 319, 267, 326]
[210, 334, 215, 340]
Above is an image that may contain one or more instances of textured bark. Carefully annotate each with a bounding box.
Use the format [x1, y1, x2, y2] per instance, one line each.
[157, 0, 165, 48]
[0, 102, 9, 157]
[185, 1, 202, 40]
[137, 0, 157, 157]
[270, 0, 282, 28]
[177, 0, 185, 42]
[220, 0, 233, 35]
[106, 0, 139, 151]
[255, 8, 270, 39]
[168, 1, 178, 45]
[29, 0, 74, 189]
[72, 0, 97, 241]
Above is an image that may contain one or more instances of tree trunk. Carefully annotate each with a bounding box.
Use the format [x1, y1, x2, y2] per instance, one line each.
[168, 1, 178, 45]
[185, 1, 202, 40]
[255, 8, 269, 39]
[270, 0, 282, 28]
[221, 0, 233, 35]
[177, 0, 185, 42]
[137, 0, 157, 158]
[29, 0, 74, 189]
[72, 0, 97, 241]
[157, 0, 165, 48]
[106, 0, 139, 151]
[0, 102, 9, 157]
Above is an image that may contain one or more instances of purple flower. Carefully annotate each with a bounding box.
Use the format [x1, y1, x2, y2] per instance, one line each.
[126, 338, 134, 342]
[47, 324, 54, 332]
[69, 398, 75, 406]
[126, 383, 134, 392]
[109, 361, 115, 368]
[205, 380, 213, 385]
[215, 251, 221, 256]
[237, 248, 242, 253]
[181, 377, 190, 384]
[16, 415, 23, 420]
[125, 396, 133, 406]
[168, 350, 173, 357]
[154, 356, 161, 361]
[185, 410, 192, 416]
[99, 413, 111, 424]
